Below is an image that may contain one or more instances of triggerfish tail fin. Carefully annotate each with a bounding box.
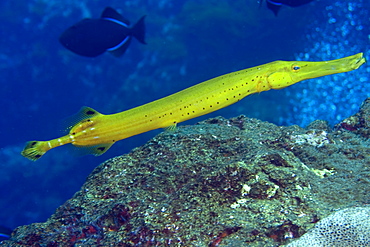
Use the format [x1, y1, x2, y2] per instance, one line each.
[131, 16, 146, 44]
[21, 141, 51, 161]
[108, 15, 145, 57]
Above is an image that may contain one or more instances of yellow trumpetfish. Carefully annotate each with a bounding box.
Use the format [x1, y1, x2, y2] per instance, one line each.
[22, 53, 365, 161]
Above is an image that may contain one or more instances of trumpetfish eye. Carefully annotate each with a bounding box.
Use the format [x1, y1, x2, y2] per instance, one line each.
[292, 65, 301, 71]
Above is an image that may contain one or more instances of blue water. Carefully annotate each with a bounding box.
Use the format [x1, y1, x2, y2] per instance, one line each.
[0, 0, 368, 230]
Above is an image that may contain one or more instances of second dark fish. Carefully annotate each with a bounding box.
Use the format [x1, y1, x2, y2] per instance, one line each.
[59, 7, 146, 57]
[0, 225, 12, 242]
[264, 0, 315, 16]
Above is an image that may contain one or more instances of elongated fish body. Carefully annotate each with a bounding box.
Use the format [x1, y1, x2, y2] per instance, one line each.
[22, 53, 365, 160]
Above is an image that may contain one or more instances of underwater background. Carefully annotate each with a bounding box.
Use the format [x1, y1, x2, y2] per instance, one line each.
[0, 0, 368, 231]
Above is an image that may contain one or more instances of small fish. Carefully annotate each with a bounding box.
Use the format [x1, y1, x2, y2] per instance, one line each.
[263, 0, 315, 16]
[59, 7, 146, 57]
[0, 226, 12, 241]
[21, 53, 365, 161]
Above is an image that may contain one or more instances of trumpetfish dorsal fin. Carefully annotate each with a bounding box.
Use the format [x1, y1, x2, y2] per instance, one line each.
[66, 107, 114, 156]
[64, 106, 103, 130]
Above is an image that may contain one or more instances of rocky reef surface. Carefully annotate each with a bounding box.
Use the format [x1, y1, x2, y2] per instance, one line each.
[2, 98, 369, 247]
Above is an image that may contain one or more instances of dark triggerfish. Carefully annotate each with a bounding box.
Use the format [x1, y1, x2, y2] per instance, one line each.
[263, 0, 315, 16]
[59, 7, 146, 57]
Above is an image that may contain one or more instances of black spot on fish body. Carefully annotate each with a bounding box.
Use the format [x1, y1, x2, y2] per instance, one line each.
[86, 110, 96, 115]
[59, 7, 146, 57]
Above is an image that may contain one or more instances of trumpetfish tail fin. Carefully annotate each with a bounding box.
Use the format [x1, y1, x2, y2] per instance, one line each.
[21, 106, 110, 161]
[21, 138, 113, 162]
[21, 141, 51, 161]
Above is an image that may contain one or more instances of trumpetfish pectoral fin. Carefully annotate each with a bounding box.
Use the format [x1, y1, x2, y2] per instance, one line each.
[165, 123, 177, 132]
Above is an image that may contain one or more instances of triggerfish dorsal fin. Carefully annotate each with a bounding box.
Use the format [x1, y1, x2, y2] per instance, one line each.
[101, 7, 130, 26]
[64, 106, 103, 131]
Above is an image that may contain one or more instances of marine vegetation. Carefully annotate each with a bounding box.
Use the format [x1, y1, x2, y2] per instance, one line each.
[21, 53, 365, 160]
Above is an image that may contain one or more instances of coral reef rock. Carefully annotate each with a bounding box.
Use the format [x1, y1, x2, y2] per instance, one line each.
[2, 98, 370, 247]
[285, 206, 370, 247]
